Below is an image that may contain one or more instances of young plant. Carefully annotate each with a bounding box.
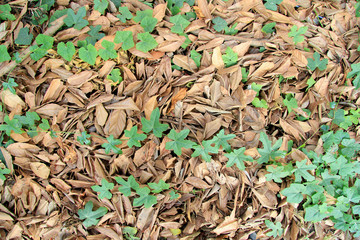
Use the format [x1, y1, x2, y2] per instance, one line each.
[114, 31, 135, 51]
[165, 129, 195, 156]
[123, 226, 140, 240]
[15, 27, 33, 45]
[212, 129, 235, 153]
[124, 126, 146, 148]
[29, 34, 54, 61]
[136, 32, 158, 53]
[133, 187, 158, 208]
[98, 40, 117, 61]
[141, 108, 169, 137]
[94, 0, 108, 15]
[64, 7, 89, 30]
[148, 179, 170, 193]
[212, 17, 227, 32]
[101, 135, 122, 154]
[0, 4, 16, 21]
[116, 175, 140, 197]
[0, 167, 11, 181]
[86, 25, 105, 45]
[252, 97, 268, 109]
[57, 42, 76, 62]
[307, 52, 328, 71]
[77, 131, 92, 145]
[170, 15, 190, 34]
[261, 22, 276, 34]
[264, 0, 283, 11]
[190, 50, 202, 68]
[2, 78, 18, 94]
[79, 44, 98, 65]
[225, 147, 254, 171]
[283, 94, 298, 113]
[265, 220, 283, 237]
[222, 47, 238, 67]
[288, 25, 308, 45]
[117, 7, 133, 23]
[347, 62, 360, 89]
[78, 201, 108, 228]
[91, 178, 114, 199]
[257, 132, 285, 164]
[140, 15, 158, 33]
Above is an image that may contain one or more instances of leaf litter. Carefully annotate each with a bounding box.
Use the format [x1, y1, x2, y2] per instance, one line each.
[0, 0, 359, 239]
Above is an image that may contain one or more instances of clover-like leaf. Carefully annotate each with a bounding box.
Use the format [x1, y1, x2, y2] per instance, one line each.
[107, 69, 123, 84]
[265, 220, 283, 238]
[141, 108, 168, 137]
[124, 126, 146, 148]
[38, 118, 50, 131]
[78, 201, 108, 228]
[2, 78, 18, 94]
[307, 52, 328, 71]
[222, 47, 238, 67]
[190, 50, 202, 68]
[170, 15, 190, 34]
[288, 25, 307, 45]
[98, 40, 117, 61]
[191, 140, 218, 162]
[140, 16, 158, 32]
[148, 179, 170, 193]
[133, 9, 153, 23]
[15, 27, 33, 45]
[115, 175, 140, 196]
[257, 132, 285, 164]
[133, 187, 158, 208]
[79, 44, 98, 65]
[283, 93, 298, 113]
[165, 129, 195, 156]
[169, 190, 180, 200]
[264, 0, 283, 11]
[91, 178, 114, 199]
[57, 42, 75, 62]
[77, 131, 91, 145]
[64, 7, 89, 30]
[0, 115, 23, 136]
[114, 31, 134, 51]
[225, 147, 254, 171]
[0, 4, 16, 21]
[266, 165, 293, 183]
[30, 34, 54, 61]
[101, 135, 122, 154]
[117, 6, 133, 23]
[212, 17, 227, 32]
[136, 32, 158, 53]
[86, 25, 105, 45]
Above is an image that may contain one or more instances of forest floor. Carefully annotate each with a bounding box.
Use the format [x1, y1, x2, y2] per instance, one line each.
[0, 0, 360, 239]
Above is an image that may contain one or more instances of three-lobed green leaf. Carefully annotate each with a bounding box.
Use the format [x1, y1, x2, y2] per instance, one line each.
[79, 44, 98, 65]
[94, 0, 108, 15]
[91, 178, 114, 199]
[307, 52, 328, 71]
[114, 31, 134, 51]
[77, 131, 91, 145]
[136, 32, 158, 53]
[347, 62, 360, 89]
[116, 175, 140, 196]
[212, 17, 227, 32]
[133, 187, 158, 208]
[192, 140, 218, 162]
[101, 135, 122, 154]
[165, 129, 195, 156]
[141, 108, 168, 137]
[222, 47, 238, 67]
[124, 126, 146, 148]
[0, 115, 23, 136]
[148, 179, 170, 193]
[288, 25, 308, 45]
[78, 201, 108, 228]
[98, 40, 117, 61]
[64, 7, 89, 30]
[117, 7, 133, 23]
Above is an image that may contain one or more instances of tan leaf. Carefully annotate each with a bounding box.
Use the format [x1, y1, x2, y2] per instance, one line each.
[212, 46, 224, 69]
[173, 55, 197, 72]
[185, 176, 211, 189]
[30, 162, 50, 179]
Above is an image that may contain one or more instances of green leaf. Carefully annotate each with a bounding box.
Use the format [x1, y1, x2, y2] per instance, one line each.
[341, 138, 360, 158]
[222, 47, 238, 68]
[304, 204, 327, 222]
[281, 183, 306, 204]
[307, 52, 328, 71]
[136, 32, 158, 53]
[64, 7, 89, 30]
[101, 135, 122, 154]
[261, 22, 276, 33]
[225, 147, 254, 171]
[212, 17, 227, 32]
[266, 165, 292, 183]
[252, 97, 268, 109]
[191, 140, 218, 162]
[288, 25, 308, 45]
[86, 25, 105, 45]
[133, 187, 157, 208]
[0, 4, 16, 21]
[224, 23, 238, 35]
[292, 159, 316, 182]
[148, 179, 170, 193]
[190, 50, 202, 68]
[117, 7, 133, 23]
[94, 0, 108, 15]
[30, 34, 54, 61]
[2, 78, 18, 94]
[0, 115, 23, 136]
[0, 45, 11, 62]
[212, 129, 235, 152]
[57, 42, 75, 62]
[257, 132, 285, 164]
[167, 0, 184, 15]
[78, 201, 108, 228]
[133, 9, 153, 23]
[115, 175, 140, 196]
[15, 27, 33, 45]
[79, 44, 98, 65]
[77, 131, 91, 145]
[306, 77, 315, 91]
[114, 31, 134, 51]
[107, 69, 123, 84]
[241, 67, 248, 82]
[329, 109, 345, 127]
[283, 94, 298, 113]
[99, 40, 117, 61]
[264, 0, 283, 11]
[0, 167, 10, 181]
[170, 15, 190, 34]
[49, 8, 68, 25]
[124, 126, 146, 148]
[123, 227, 140, 240]
[347, 62, 360, 89]
[38, 118, 50, 131]
[169, 190, 179, 200]
[265, 220, 283, 238]
[321, 130, 349, 151]
[165, 129, 195, 156]
[179, 33, 191, 49]
[140, 16, 158, 32]
[141, 108, 168, 137]
[91, 178, 114, 199]
[14, 112, 40, 128]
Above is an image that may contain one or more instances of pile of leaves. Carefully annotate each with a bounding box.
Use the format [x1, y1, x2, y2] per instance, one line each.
[0, 0, 360, 239]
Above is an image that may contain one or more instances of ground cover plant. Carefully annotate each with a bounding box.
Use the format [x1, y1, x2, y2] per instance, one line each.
[0, 0, 359, 239]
